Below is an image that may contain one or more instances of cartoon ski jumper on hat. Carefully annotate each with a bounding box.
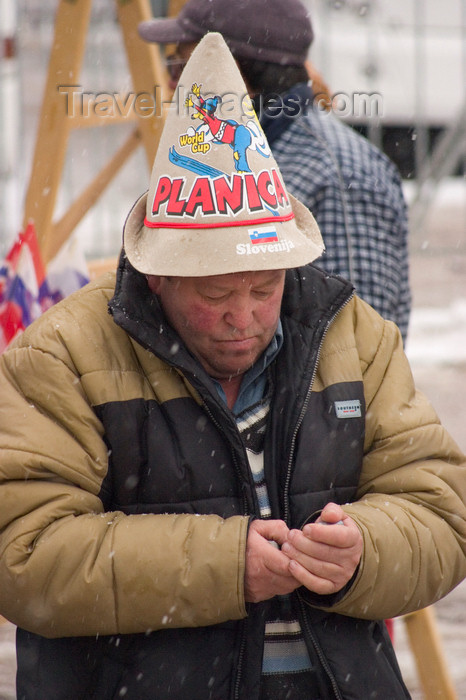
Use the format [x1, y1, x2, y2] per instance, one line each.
[185, 83, 253, 172]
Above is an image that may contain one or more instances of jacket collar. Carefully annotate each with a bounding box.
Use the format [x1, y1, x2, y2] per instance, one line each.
[254, 82, 314, 146]
[108, 252, 353, 379]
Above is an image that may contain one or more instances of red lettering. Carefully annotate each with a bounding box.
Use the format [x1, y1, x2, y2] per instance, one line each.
[185, 177, 215, 216]
[166, 178, 187, 216]
[272, 169, 289, 208]
[151, 176, 172, 214]
[213, 175, 243, 215]
[257, 171, 278, 209]
[243, 173, 263, 212]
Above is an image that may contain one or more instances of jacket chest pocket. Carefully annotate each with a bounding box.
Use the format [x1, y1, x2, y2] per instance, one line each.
[290, 382, 365, 522]
[99, 397, 242, 516]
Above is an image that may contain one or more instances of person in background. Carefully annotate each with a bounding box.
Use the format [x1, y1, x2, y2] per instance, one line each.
[1, 32, 464, 700]
[139, 0, 412, 342]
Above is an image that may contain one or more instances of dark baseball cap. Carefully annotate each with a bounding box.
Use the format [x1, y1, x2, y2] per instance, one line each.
[138, 0, 313, 66]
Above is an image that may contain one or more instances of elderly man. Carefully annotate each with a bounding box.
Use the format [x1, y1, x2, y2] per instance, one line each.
[0, 34, 464, 700]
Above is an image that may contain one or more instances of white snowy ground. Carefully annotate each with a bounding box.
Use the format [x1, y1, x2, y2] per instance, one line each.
[404, 178, 466, 457]
[393, 180, 466, 699]
[408, 299, 466, 365]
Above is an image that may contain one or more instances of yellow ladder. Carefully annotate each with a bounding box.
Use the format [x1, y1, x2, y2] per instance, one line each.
[22, 0, 169, 266]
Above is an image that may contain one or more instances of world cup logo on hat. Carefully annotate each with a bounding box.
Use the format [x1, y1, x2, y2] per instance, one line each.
[182, 83, 266, 173]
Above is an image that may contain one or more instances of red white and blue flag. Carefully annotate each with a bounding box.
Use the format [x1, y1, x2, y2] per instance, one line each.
[46, 235, 89, 303]
[248, 226, 279, 244]
[0, 223, 89, 353]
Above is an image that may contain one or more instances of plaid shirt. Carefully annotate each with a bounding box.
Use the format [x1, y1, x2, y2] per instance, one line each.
[261, 85, 411, 341]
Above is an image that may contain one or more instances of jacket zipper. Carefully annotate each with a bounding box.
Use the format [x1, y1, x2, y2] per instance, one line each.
[283, 294, 353, 525]
[233, 620, 248, 700]
[201, 401, 254, 700]
[298, 596, 344, 700]
[283, 294, 353, 700]
[201, 400, 253, 516]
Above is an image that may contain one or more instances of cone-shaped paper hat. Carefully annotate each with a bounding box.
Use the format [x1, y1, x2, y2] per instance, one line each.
[124, 32, 324, 276]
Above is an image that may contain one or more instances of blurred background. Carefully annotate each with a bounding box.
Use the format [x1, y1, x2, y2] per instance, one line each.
[1, 0, 465, 258]
[0, 0, 465, 698]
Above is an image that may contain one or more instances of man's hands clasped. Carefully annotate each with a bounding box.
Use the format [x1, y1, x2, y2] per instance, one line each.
[244, 503, 363, 603]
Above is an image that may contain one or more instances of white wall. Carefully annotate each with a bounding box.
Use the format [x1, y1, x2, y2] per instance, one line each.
[307, 0, 466, 126]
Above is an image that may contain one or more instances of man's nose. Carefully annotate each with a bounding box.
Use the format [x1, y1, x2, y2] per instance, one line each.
[224, 299, 255, 331]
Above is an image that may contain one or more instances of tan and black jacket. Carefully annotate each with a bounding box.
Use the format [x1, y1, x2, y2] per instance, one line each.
[0, 257, 465, 699]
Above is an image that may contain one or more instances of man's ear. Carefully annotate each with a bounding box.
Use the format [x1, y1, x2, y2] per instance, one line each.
[146, 275, 163, 294]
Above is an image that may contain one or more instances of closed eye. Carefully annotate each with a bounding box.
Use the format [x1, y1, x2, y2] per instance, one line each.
[252, 290, 273, 300]
[204, 293, 230, 303]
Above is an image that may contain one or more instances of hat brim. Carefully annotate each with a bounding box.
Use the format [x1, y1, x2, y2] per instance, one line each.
[138, 18, 202, 44]
[123, 191, 324, 277]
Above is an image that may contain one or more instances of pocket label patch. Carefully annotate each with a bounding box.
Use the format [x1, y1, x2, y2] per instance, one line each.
[334, 399, 362, 419]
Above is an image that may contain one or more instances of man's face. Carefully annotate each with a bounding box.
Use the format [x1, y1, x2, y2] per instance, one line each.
[147, 270, 286, 380]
